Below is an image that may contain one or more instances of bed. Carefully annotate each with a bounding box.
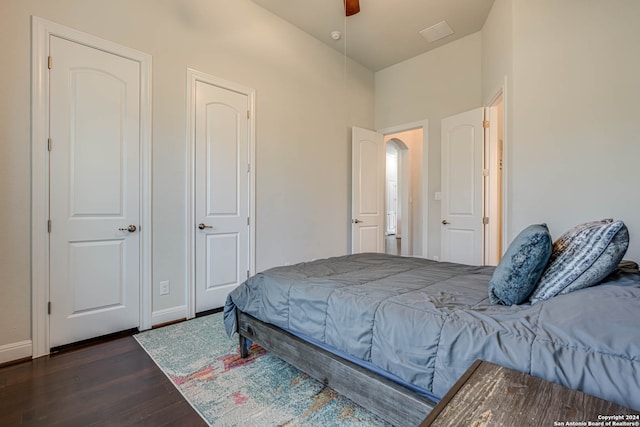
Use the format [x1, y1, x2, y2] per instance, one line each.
[224, 228, 640, 425]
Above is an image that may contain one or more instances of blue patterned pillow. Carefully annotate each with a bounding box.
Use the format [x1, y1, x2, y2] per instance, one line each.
[488, 224, 552, 305]
[529, 219, 629, 304]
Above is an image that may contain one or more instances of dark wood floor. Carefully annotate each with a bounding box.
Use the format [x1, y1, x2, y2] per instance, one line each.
[0, 336, 206, 426]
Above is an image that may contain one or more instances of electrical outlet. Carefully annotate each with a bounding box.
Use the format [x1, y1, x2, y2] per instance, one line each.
[159, 280, 170, 295]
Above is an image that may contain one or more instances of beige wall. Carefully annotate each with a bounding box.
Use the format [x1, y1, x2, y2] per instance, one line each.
[0, 0, 374, 352]
[481, 0, 514, 244]
[509, 0, 640, 257]
[375, 32, 484, 259]
[482, 0, 513, 100]
[377, 0, 640, 262]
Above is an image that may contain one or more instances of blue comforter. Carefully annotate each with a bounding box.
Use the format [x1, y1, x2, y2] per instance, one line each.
[224, 253, 640, 410]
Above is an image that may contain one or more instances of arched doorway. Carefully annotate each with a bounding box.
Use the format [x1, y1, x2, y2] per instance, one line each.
[385, 137, 411, 256]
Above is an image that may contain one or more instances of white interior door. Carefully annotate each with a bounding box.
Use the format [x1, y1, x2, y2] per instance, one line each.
[49, 36, 141, 348]
[194, 80, 250, 312]
[441, 108, 484, 265]
[352, 127, 385, 253]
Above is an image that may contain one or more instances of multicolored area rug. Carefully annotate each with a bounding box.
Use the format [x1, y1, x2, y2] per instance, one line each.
[134, 313, 391, 427]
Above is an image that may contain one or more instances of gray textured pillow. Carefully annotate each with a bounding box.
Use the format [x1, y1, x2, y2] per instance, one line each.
[529, 219, 629, 304]
[488, 224, 552, 305]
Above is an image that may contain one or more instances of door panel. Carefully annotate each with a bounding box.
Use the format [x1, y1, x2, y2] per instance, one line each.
[441, 108, 484, 265]
[206, 104, 239, 215]
[207, 234, 239, 288]
[351, 127, 385, 253]
[49, 35, 141, 348]
[72, 71, 124, 215]
[195, 81, 249, 312]
[69, 241, 124, 313]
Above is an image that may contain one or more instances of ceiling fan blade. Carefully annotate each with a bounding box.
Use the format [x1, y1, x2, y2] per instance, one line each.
[344, 0, 360, 16]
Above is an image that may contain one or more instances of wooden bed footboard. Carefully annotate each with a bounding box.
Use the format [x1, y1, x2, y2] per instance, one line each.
[236, 310, 436, 427]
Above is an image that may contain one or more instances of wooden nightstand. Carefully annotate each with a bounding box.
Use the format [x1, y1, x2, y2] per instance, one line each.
[419, 360, 639, 426]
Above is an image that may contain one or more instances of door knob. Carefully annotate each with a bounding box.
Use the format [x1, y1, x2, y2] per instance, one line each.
[352, 219, 363, 224]
[441, 220, 450, 225]
[119, 224, 137, 232]
[198, 223, 214, 230]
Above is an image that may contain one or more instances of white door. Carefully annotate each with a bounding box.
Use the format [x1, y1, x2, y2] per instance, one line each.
[49, 36, 141, 348]
[441, 108, 484, 265]
[352, 127, 385, 253]
[194, 80, 250, 312]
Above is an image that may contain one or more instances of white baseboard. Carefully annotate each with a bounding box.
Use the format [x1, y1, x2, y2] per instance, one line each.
[150, 305, 187, 328]
[0, 340, 32, 364]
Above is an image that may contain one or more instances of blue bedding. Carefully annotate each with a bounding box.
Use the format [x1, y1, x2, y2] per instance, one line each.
[224, 253, 640, 410]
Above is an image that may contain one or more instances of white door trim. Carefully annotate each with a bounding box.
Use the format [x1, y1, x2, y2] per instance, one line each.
[485, 76, 509, 256]
[378, 120, 429, 258]
[185, 68, 256, 319]
[31, 17, 152, 357]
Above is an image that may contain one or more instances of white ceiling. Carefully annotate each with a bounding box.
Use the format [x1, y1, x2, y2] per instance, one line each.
[251, 0, 495, 71]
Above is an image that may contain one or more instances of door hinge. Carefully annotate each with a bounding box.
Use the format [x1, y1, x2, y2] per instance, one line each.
[247, 270, 250, 280]
[247, 163, 251, 173]
[48, 138, 52, 151]
[47, 219, 52, 233]
[247, 217, 250, 226]
[483, 120, 490, 128]
[482, 169, 489, 177]
[482, 217, 489, 225]
[48, 301, 51, 315]
[48, 56, 52, 69]
[247, 110, 250, 120]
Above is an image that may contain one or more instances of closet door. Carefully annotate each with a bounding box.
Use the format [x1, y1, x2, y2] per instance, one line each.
[49, 35, 142, 347]
[194, 78, 251, 312]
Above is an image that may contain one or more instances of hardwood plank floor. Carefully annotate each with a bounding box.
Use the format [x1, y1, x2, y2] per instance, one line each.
[0, 336, 206, 426]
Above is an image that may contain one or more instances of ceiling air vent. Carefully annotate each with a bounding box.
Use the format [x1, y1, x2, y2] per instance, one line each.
[420, 21, 454, 43]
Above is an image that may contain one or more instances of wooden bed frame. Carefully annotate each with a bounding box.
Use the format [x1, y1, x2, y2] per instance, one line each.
[237, 310, 436, 426]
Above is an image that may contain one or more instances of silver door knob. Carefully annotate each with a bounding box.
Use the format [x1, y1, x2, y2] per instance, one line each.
[352, 219, 363, 224]
[198, 223, 214, 230]
[441, 220, 450, 225]
[119, 224, 137, 232]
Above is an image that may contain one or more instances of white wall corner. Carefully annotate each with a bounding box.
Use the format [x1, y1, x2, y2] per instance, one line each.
[151, 306, 188, 328]
[0, 340, 32, 364]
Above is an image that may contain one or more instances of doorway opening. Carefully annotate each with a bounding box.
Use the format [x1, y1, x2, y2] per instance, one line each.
[385, 141, 400, 255]
[382, 126, 425, 257]
[350, 122, 427, 257]
[483, 91, 505, 266]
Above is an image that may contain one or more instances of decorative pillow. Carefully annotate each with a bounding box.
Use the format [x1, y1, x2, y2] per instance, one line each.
[488, 224, 552, 305]
[598, 259, 640, 287]
[529, 219, 629, 304]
